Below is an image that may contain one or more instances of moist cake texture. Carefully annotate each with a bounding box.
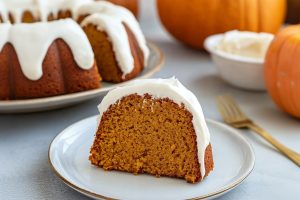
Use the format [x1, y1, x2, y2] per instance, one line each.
[90, 78, 214, 183]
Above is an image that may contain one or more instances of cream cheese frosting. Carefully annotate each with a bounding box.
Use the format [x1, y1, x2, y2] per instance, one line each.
[79, 1, 150, 69]
[0, 0, 92, 22]
[81, 14, 134, 77]
[0, 0, 39, 23]
[0, 0, 149, 79]
[0, 19, 94, 80]
[97, 77, 211, 178]
[216, 30, 274, 60]
[37, 0, 93, 21]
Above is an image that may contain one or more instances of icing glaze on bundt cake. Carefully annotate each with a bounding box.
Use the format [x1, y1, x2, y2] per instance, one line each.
[81, 4, 149, 82]
[0, 19, 100, 100]
[0, 0, 138, 23]
[35, 0, 88, 21]
[0, 1, 149, 83]
[90, 78, 214, 183]
[0, 19, 94, 80]
[0, 0, 39, 23]
[0, 1, 149, 99]
[76, 1, 149, 82]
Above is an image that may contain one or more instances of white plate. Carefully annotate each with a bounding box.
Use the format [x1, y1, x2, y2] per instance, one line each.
[49, 116, 255, 200]
[0, 42, 164, 113]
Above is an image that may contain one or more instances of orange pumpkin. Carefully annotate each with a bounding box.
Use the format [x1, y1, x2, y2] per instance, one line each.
[265, 25, 300, 118]
[108, 0, 139, 17]
[157, 0, 286, 49]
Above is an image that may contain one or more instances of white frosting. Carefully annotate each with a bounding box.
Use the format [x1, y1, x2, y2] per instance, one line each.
[59, 0, 91, 14]
[0, 24, 11, 50]
[0, 0, 149, 79]
[0, 1, 9, 22]
[0, 19, 94, 80]
[37, 0, 69, 22]
[73, 0, 113, 20]
[81, 13, 134, 77]
[0, 0, 93, 22]
[0, 0, 39, 23]
[79, 1, 149, 75]
[216, 30, 274, 60]
[37, 0, 93, 21]
[97, 78, 211, 178]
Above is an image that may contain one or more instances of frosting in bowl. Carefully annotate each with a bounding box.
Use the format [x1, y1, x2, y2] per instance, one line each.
[216, 30, 274, 61]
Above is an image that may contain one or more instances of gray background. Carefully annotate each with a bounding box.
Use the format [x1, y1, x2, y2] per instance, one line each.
[1, 1, 300, 199]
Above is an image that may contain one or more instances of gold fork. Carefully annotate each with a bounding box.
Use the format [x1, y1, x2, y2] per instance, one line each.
[216, 95, 300, 167]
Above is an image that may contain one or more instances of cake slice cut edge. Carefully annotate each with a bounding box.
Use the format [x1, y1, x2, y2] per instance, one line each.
[89, 78, 214, 183]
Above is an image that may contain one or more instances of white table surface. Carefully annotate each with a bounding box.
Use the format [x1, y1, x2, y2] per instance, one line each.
[1, 1, 299, 200]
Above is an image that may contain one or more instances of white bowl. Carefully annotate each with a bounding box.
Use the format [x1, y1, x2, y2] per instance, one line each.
[204, 34, 266, 91]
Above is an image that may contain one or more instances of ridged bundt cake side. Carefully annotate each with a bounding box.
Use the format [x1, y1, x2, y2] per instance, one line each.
[82, 23, 144, 83]
[0, 19, 101, 100]
[77, 1, 149, 82]
[0, 0, 149, 100]
[81, 13, 146, 82]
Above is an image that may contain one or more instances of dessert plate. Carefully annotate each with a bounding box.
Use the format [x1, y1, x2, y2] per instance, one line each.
[0, 42, 163, 113]
[49, 116, 255, 200]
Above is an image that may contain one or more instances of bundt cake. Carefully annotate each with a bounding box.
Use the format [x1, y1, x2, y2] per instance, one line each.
[90, 78, 214, 183]
[80, 4, 149, 82]
[0, 1, 149, 100]
[0, 19, 101, 100]
[76, 1, 149, 82]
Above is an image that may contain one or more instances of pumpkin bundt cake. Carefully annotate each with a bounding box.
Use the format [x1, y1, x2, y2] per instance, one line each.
[90, 78, 214, 183]
[0, 1, 149, 100]
[0, 19, 101, 100]
[79, 2, 149, 82]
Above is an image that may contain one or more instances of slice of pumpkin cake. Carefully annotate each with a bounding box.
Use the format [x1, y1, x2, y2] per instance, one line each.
[89, 78, 214, 183]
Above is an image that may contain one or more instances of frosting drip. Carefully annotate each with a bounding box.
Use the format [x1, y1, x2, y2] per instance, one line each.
[81, 14, 133, 76]
[74, 1, 150, 67]
[0, 0, 149, 79]
[0, 0, 92, 22]
[0, 0, 40, 23]
[0, 19, 94, 80]
[216, 30, 274, 60]
[37, 0, 93, 21]
[97, 78, 211, 178]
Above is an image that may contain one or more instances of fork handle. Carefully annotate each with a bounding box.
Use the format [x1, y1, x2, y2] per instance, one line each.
[248, 123, 300, 167]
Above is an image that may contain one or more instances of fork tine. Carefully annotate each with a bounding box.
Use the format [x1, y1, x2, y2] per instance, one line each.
[216, 97, 227, 120]
[223, 95, 247, 119]
[216, 96, 235, 122]
[218, 97, 300, 167]
[216, 95, 249, 123]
